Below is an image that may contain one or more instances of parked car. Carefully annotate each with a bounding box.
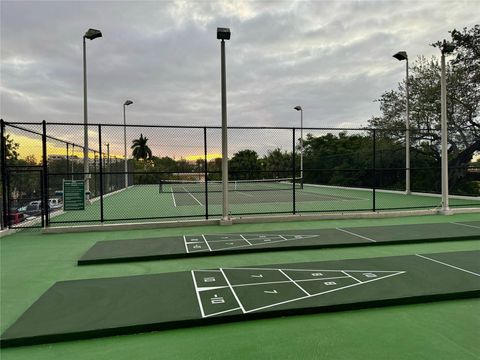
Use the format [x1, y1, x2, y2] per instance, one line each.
[48, 198, 62, 211]
[24, 204, 42, 216]
[7, 208, 25, 224]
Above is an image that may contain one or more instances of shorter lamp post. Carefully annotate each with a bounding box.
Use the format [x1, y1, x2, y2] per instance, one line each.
[123, 100, 133, 188]
[293, 106, 304, 188]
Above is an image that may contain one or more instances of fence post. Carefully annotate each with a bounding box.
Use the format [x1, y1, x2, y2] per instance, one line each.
[42, 120, 49, 227]
[1, 119, 7, 229]
[372, 128, 376, 212]
[98, 125, 104, 223]
[204, 127, 209, 220]
[292, 128, 296, 215]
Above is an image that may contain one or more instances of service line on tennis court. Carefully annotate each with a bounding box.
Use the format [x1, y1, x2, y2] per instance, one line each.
[336, 228, 377, 242]
[450, 222, 480, 229]
[236, 191, 254, 197]
[415, 254, 480, 277]
[182, 186, 204, 206]
[171, 189, 177, 207]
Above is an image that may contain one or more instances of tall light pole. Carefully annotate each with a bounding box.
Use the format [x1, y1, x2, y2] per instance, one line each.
[123, 100, 133, 188]
[439, 40, 455, 214]
[393, 51, 411, 195]
[293, 106, 304, 188]
[217, 27, 231, 223]
[83, 28, 102, 199]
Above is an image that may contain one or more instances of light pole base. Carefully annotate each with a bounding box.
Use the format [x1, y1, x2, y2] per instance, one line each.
[440, 207, 453, 215]
[405, 190, 411, 195]
[219, 218, 233, 225]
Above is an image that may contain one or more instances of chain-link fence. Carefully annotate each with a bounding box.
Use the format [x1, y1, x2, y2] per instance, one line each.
[1, 120, 479, 229]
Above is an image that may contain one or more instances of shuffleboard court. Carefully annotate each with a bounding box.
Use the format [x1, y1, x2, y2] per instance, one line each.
[78, 221, 480, 265]
[2, 250, 480, 347]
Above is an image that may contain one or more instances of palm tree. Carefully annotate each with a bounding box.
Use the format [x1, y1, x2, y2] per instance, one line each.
[131, 134, 152, 161]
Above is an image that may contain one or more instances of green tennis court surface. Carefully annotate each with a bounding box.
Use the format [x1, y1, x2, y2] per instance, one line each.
[50, 184, 479, 225]
[78, 221, 480, 264]
[2, 250, 479, 348]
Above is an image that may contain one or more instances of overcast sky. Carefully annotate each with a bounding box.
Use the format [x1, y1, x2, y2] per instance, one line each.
[1, 0, 478, 150]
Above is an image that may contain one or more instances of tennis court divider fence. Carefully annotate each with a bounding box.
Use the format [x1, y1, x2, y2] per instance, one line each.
[1, 119, 479, 229]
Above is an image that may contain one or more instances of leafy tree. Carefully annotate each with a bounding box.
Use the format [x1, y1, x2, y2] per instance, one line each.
[369, 25, 479, 195]
[131, 134, 152, 161]
[303, 132, 373, 188]
[1, 134, 20, 163]
[261, 148, 292, 179]
[229, 149, 261, 180]
[207, 157, 222, 181]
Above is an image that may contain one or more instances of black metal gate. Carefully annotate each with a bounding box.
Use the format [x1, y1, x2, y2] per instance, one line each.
[2, 166, 46, 229]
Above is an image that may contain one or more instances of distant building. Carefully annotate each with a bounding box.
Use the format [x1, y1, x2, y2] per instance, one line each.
[48, 154, 85, 163]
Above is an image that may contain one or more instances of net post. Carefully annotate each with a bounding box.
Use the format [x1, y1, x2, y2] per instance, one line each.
[42, 120, 49, 227]
[204, 127, 209, 220]
[292, 127, 296, 215]
[98, 125, 104, 223]
[372, 128, 376, 212]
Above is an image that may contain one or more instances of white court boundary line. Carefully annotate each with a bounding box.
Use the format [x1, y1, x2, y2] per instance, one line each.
[183, 235, 189, 254]
[182, 186, 204, 206]
[415, 254, 480, 277]
[451, 222, 480, 229]
[171, 189, 177, 207]
[336, 228, 377, 242]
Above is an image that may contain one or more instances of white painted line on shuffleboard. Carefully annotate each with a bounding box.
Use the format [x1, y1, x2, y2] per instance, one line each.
[451, 222, 480, 230]
[336, 228, 377, 242]
[416, 254, 480, 277]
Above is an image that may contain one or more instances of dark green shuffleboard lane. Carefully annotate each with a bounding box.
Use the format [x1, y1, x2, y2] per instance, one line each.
[2, 250, 480, 347]
[78, 221, 480, 265]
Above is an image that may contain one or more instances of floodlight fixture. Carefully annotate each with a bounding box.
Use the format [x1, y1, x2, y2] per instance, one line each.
[217, 27, 231, 40]
[124, 100, 133, 106]
[393, 51, 408, 61]
[294, 106, 302, 111]
[84, 28, 102, 40]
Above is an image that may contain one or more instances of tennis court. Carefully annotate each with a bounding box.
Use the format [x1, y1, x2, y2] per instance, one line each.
[49, 180, 479, 225]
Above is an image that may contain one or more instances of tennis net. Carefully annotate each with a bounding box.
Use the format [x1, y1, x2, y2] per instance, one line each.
[159, 178, 302, 194]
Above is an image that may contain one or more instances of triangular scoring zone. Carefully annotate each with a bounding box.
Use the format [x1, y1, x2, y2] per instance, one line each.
[186, 234, 321, 252]
[192, 267, 406, 317]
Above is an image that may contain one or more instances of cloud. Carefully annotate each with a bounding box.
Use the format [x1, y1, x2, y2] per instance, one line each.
[1, 0, 478, 154]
